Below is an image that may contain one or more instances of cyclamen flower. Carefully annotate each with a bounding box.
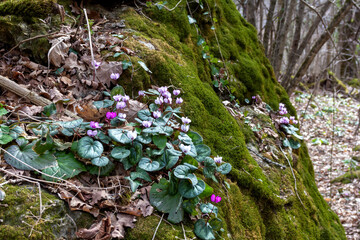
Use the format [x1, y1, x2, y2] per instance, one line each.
[162, 91, 171, 98]
[179, 144, 191, 154]
[93, 60, 101, 69]
[279, 117, 290, 124]
[118, 113, 126, 119]
[290, 116, 298, 125]
[122, 95, 130, 102]
[155, 96, 164, 105]
[214, 156, 222, 164]
[164, 97, 172, 104]
[210, 194, 221, 203]
[252, 96, 256, 99]
[173, 89, 181, 96]
[279, 109, 288, 115]
[176, 97, 183, 104]
[110, 73, 120, 80]
[142, 121, 152, 128]
[87, 130, 98, 137]
[116, 101, 127, 109]
[127, 131, 137, 141]
[106, 112, 117, 120]
[138, 90, 145, 96]
[90, 121, 101, 129]
[181, 124, 189, 132]
[158, 86, 168, 94]
[153, 111, 161, 119]
[181, 117, 191, 124]
[113, 94, 123, 102]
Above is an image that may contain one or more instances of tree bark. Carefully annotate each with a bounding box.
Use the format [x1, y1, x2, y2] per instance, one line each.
[263, 0, 277, 56]
[286, 0, 354, 95]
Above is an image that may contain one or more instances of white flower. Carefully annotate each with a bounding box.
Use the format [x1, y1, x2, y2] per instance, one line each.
[181, 124, 189, 132]
[179, 144, 191, 154]
[181, 117, 191, 124]
[214, 156, 222, 164]
[153, 111, 161, 119]
[127, 131, 137, 141]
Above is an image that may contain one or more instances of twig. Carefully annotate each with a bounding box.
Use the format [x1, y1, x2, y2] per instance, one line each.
[181, 222, 187, 240]
[152, 213, 164, 240]
[46, 38, 65, 80]
[83, 8, 97, 81]
[161, 0, 184, 11]
[247, 148, 287, 169]
[28, 182, 43, 237]
[279, 146, 306, 209]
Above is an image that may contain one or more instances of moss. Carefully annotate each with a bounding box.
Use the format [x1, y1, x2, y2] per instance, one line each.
[330, 170, 360, 183]
[0, 0, 54, 19]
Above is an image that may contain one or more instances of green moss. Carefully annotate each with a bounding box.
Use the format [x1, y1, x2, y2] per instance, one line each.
[0, 0, 54, 19]
[330, 170, 360, 183]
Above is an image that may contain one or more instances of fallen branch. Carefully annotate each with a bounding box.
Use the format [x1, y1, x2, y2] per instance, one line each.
[0, 75, 78, 119]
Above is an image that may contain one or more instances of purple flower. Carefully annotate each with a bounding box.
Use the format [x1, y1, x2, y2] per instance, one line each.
[122, 95, 130, 102]
[158, 86, 168, 94]
[106, 112, 117, 120]
[279, 117, 290, 124]
[214, 156, 222, 164]
[155, 96, 164, 105]
[211, 194, 221, 203]
[90, 121, 101, 129]
[162, 91, 171, 98]
[252, 96, 256, 99]
[138, 90, 145, 96]
[116, 101, 127, 109]
[153, 111, 161, 119]
[179, 144, 191, 154]
[142, 120, 152, 128]
[93, 60, 101, 69]
[176, 97, 183, 104]
[113, 94, 123, 102]
[118, 113, 126, 119]
[127, 131, 137, 141]
[181, 124, 189, 132]
[290, 116, 298, 124]
[110, 73, 120, 80]
[181, 117, 191, 124]
[173, 89, 181, 96]
[87, 130, 98, 137]
[164, 97, 172, 104]
[279, 109, 288, 115]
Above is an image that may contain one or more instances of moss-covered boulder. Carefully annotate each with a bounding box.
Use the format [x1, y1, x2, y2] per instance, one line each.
[0, 0, 346, 239]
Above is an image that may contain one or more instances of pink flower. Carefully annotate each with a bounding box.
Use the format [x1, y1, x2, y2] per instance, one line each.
[181, 117, 191, 124]
[279, 117, 290, 124]
[214, 156, 222, 164]
[93, 60, 101, 69]
[181, 124, 189, 132]
[210, 194, 221, 203]
[113, 95, 123, 102]
[87, 130, 97, 137]
[142, 121, 152, 128]
[173, 89, 180, 96]
[90, 121, 101, 129]
[110, 73, 120, 80]
[138, 90, 145, 96]
[122, 95, 130, 102]
[158, 86, 168, 94]
[116, 101, 127, 109]
[176, 97, 183, 104]
[162, 91, 171, 98]
[106, 112, 117, 120]
[153, 111, 161, 119]
[164, 97, 172, 104]
[155, 96, 164, 105]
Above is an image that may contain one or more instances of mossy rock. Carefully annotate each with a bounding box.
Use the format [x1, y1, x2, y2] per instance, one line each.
[331, 170, 360, 184]
[0, 183, 93, 239]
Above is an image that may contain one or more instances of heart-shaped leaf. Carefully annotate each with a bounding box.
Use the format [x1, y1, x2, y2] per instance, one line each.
[209, 218, 223, 231]
[138, 109, 153, 121]
[187, 131, 203, 145]
[179, 179, 205, 198]
[178, 132, 193, 145]
[203, 157, 216, 178]
[174, 165, 198, 186]
[200, 203, 218, 217]
[108, 129, 132, 144]
[195, 144, 211, 162]
[139, 157, 160, 171]
[98, 131, 111, 144]
[216, 162, 232, 174]
[110, 85, 125, 98]
[188, 144, 197, 158]
[152, 135, 167, 149]
[87, 160, 115, 176]
[111, 147, 131, 159]
[91, 156, 109, 167]
[77, 137, 103, 159]
[130, 168, 152, 182]
[125, 176, 142, 192]
[129, 143, 143, 165]
[194, 219, 215, 240]
[136, 134, 152, 144]
[93, 100, 114, 109]
[166, 148, 182, 169]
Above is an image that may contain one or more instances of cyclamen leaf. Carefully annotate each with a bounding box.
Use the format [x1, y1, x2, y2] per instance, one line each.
[178, 132, 193, 145]
[108, 129, 132, 144]
[200, 203, 218, 217]
[87, 161, 115, 176]
[91, 156, 109, 167]
[216, 162, 232, 174]
[203, 157, 216, 178]
[138, 61, 152, 73]
[138, 157, 160, 172]
[179, 179, 205, 198]
[187, 131, 203, 145]
[174, 165, 198, 186]
[209, 218, 223, 231]
[111, 147, 131, 159]
[130, 169, 152, 182]
[194, 219, 215, 240]
[165, 148, 182, 169]
[125, 176, 142, 192]
[93, 100, 114, 109]
[195, 144, 211, 162]
[152, 135, 167, 149]
[0, 134, 13, 145]
[77, 137, 103, 159]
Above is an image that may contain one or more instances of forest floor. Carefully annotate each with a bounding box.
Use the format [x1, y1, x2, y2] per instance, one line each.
[291, 92, 360, 240]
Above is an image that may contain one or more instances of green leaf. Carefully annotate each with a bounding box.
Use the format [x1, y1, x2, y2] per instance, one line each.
[152, 135, 167, 149]
[87, 160, 115, 176]
[174, 165, 198, 186]
[289, 138, 301, 149]
[200, 203, 218, 217]
[97, 131, 111, 144]
[43, 103, 57, 117]
[8, 126, 24, 139]
[138, 61, 152, 73]
[210, 64, 219, 76]
[187, 131, 203, 145]
[136, 134, 152, 144]
[203, 157, 216, 178]
[216, 162, 232, 174]
[0, 107, 8, 116]
[129, 142, 142, 165]
[4, 143, 56, 170]
[195, 144, 211, 162]
[179, 179, 205, 198]
[178, 132, 193, 145]
[125, 176, 142, 192]
[198, 182, 214, 198]
[188, 144, 198, 158]
[93, 100, 114, 109]
[183, 198, 199, 215]
[138, 109, 152, 121]
[188, 15, 197, 24]
[209, 218, 223, 231]
[111, 147, 131, 159]
[165, 148, 182, 169]
[138, 157, 160, 172]
[194, 219, 215, 240]
[0, 134, 13, 145]
[110, 85, 125, 98]
[150, 178, 184, 224]
[108, 129, 132, 144]
[33, 134, 54, 155]
[42, 152, 86, 181]
[77, 137, 103, 159]
[91, 156, 109, 167]
[183, 162, 198, 171]
[130, 168, 152, 182]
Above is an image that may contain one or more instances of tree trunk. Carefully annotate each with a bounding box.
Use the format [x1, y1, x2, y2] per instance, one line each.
[286, 0, 354, 95]
[263, 0, 277, 56]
